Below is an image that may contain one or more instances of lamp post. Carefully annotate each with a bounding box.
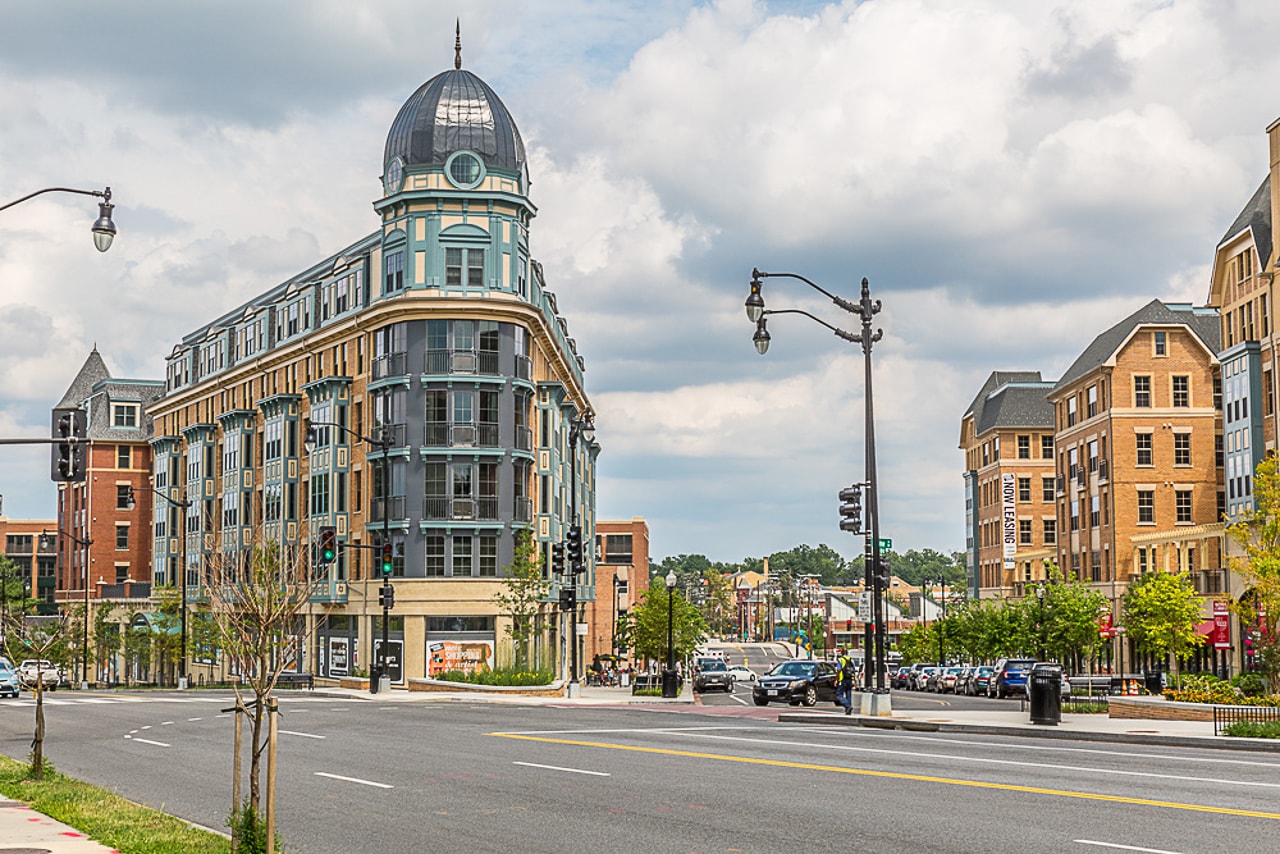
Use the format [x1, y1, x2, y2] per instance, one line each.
[1036, 583, 1047, 661]
[40, 529, 92, 688]
[565, 412, 595, 697]
[663, 569, 678, 698]
[305, 418, 393, 693]
[127, 485, 192, 688]
[746, 268, 890, 712]
[1, 186, 117, 251]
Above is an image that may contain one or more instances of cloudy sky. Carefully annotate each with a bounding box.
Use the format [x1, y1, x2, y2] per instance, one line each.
[1, 0, 1277, 564]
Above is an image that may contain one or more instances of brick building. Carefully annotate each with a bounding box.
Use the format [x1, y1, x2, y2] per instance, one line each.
[586, 518, 649, 667]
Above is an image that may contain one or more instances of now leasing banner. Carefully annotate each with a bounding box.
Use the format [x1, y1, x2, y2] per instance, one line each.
[1002, 473, 1017, 569]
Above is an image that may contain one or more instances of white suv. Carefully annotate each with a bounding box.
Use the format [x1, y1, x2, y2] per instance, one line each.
[18, 660, 59, 691]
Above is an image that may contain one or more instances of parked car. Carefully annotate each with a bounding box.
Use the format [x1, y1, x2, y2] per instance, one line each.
[913, 666, 939, 691]
[726, 664, 757, 684]
[988, 658, 1037, 699]
[693, 660, 735, 693]
[939, 666, 965, 693]
[17, 660, 59, 691]
[752, 659, 839, 707]
[0, 664, 19, 698]
[967, 665, 994, 696]
[954, 666, 974, 695]
[890, 667, 913, 690]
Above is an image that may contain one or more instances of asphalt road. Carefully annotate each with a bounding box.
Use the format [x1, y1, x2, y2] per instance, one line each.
[0, 689, 1276, 853]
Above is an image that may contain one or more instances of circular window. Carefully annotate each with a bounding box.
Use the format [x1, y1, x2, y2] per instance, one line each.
[446, 151, 484, 188]
[383, 156, 405, 194]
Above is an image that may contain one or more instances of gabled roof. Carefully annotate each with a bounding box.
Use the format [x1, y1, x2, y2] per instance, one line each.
[1052, 300, 1221, 393]
[56, 348, 111, 408]
[961, 371, 1053, 442]
[1218, 175, 1272, 272]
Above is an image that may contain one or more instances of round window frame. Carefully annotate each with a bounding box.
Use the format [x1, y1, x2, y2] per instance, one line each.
[383, 156, 405, 195]
[445, 151, 485, 189]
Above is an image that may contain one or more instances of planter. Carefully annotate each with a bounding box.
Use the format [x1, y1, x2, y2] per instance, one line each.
[1107, 695, 1215, 721]
[407, 677, 564, 697]
[338, 677, 370, 690]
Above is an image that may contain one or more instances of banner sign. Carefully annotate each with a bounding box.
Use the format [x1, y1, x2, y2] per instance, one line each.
[1213, 600, 1231, 650]
[1002, 473, 1017, 569]
[427, 640, 494, 677]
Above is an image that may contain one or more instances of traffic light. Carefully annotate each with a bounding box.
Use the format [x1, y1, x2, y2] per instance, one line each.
[381, 542, 394, 576]
[303, 418, 317, 447]
[559, 587, 576, 610]
[379, 584, 396, 609]
[875, 554, 891, 587]
[317, 526, 337, 564]
[565, 525, 582, 567]
[551, 542, 566, 574]
[50, 407, 87, 483]
[846, 618, 853, 632]
[838, 485, 863, 534]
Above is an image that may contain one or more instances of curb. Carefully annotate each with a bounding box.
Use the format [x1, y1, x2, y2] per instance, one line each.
[776, 712, 1280, 753]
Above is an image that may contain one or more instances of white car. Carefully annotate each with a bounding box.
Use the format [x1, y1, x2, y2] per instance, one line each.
[17, 660, 58, 691]
[726, 664, 757, 684]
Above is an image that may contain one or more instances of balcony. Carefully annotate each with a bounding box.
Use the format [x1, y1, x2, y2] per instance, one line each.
[369, 423, 406, 450]
[423, 497, 500, 521]
[372, 352, 407, 380]
[1195, 569, 1226, 595]
[515, 355, 531, 380]
[371, 496, 407, 523]
[425, 349, 501, 376]
[515, 425, 533, 452]
[514, 497, 532, 523]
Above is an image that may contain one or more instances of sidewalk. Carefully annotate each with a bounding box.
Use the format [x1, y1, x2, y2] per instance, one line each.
[0, 797, 120, 852]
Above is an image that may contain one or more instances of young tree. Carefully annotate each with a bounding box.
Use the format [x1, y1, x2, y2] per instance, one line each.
[7, 614, 74, 780]
[626, 577, 707, 666]
[490, 529, 549, 671]
[1227, 454, 1280, 692]
[1122, 571, 1204, 682]
[1040, 569, 1108, 672]
[93, 603, 122, 685]
[205, 527, 322, 852]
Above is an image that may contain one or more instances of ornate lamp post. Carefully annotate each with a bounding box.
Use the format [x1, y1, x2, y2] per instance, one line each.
[746, 268, 891, 714]
[1, 186, 117, 251]
[663, 569, 678, 698]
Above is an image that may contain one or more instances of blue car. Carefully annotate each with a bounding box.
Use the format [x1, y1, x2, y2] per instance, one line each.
[0, 665, 20, 698]
[988, 658, 1036, 699]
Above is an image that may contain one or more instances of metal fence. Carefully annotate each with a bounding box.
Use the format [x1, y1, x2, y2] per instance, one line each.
[1213, 704, 1280, 735]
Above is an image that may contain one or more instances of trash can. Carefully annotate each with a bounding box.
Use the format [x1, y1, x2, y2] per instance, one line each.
[1028, 663, 1062, 725]
[368, 664, 382, 695]
[1144, 671, 1165, 696]
[661, 668, 679, 698]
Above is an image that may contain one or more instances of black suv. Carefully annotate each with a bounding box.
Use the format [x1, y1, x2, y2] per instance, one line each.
[987, 658, 1037, 699]
[752, 659, 838, 707]
[693, 660, 734, 693]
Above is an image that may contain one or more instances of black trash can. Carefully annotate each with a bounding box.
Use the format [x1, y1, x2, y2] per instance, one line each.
[661, 668, 679, 699]
[369, 664, 382, 695]
[1144, 671, 1166, 696]
[1028, 663, 1062, 725]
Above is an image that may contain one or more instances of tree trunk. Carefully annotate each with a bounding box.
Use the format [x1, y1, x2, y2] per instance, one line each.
[249, 698, 264, 810]
[31, 682, 45, 781]
[231, 698, 243, 854]
[266, 699, 278, 854]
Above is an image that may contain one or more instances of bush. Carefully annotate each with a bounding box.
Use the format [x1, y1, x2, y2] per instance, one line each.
[1232, 672, 1268, 698]
[1164, 674, 1280, 706]
[433, 667, 554, 687]
[1061, 701, 1108, 714]
[632, 688, 663, 697]
[228, 802, 283, 854]
[1221, 720, 1280, 739]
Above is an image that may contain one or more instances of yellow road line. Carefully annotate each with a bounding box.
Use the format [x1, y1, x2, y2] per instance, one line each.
[489, 733, 1280, 821]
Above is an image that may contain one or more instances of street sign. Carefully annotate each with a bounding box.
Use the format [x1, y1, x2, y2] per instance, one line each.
[857, 591, 872, 621]
[878, 538, 892, 551]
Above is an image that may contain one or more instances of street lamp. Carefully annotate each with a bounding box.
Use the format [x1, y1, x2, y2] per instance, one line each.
[305, 418, 394, 694]
[1036, 583, 1047, 661]
[663, 569, 678, 698]
[40, 528, 92, 688]
[1, 186, 117, 251]
[746, 268, 890, 710]
[127, 485, 192, 688]
[564, 411, 595, 697]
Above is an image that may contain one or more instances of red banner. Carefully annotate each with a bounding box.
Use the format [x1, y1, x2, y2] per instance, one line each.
[1098, 612, 1113, 639]
[1213, 600, 1231, 650]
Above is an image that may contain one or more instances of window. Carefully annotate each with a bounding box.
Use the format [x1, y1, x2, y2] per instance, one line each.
[112, 404, 138, 428]
[1172, 375, 1189, 407]
[1087, 439, 1098, 472]
[445, 248, 486, 288]
[453, 535, 473, 578]
[264, 420, 283, 461]
[1040, 435, 1053, 459]
[1066, 397, 1077, 427]
[1154, 331, 1166, 356]
[116, 485, 131, 510]
[1136, 433, 1152, 467]
[1041, 476, 1055, 503]
[1174, 433, 1191, 466]
[117, 445, 131, 469]
[1176, 489, 1193, 523]
[1090, 495, 1100, 528]
[1017, 435, 1030, 459]
[310, 473, 330, 515]
[1043, 519, 1056, 545]
[384, 249, 404, 293]
[425, 535, 446, 577]
[116, 525, 129, 550]
[1087, 386, 1098, 418]
[1070, 499, 1080, 531]
[1019, 519, 1032, 546]
[1134, 376, 1151, 407]
[479, 534, 498, 577]
[1137, 490, 1154, 524]
[1018, 477, 1031, 503]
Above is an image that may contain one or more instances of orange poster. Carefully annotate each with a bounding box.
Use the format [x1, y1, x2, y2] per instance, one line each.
[427, 641, 494, 676]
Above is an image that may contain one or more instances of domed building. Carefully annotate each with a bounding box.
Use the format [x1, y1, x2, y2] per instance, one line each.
[145, 44, 596, 689]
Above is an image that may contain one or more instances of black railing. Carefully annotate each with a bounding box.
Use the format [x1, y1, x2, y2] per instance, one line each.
[1214, 705, 1280, 735]
[371, 496, 407, 523]
[372, 352, 407, 380]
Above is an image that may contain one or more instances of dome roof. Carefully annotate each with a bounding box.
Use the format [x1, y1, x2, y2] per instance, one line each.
[383, 68, 526, 177]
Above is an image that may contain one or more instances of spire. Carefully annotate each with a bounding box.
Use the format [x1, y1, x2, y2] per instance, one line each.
[455, 19, 462, 70]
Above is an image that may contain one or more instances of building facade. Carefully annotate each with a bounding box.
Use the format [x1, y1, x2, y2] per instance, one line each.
[0, 516, 56, 617]
[586, 518, 649, 667]
[146, 53, 597, 685]
[959, 371, 1057, 599]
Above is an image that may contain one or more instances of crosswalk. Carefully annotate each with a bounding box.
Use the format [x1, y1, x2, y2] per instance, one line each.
[0, 693, 354, 708]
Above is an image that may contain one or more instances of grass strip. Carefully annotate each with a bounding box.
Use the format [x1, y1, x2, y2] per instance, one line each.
[0, 754, 231, 854]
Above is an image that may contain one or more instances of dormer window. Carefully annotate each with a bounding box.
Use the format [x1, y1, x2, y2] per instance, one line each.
[112, 403, 139, 428]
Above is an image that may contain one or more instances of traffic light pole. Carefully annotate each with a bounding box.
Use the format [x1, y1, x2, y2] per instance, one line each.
[565, 414, 594, 699]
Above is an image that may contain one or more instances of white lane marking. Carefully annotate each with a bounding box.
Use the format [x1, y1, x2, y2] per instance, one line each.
[513, 761, 610, 777]
[666, 730, 1280, 790]
[160, 721, 174, 726]
[216, 714, 231, 718]
[279, 730, 325, 739]
[729, 694, 749, 706]
[1075, 841, 1184, 854]
[128, 737, 171, 748]
[820, 727, 1280, 771]
[188, 717, 203, 722]
[314, 772, 393, 789]
[141, 725, 152, 730]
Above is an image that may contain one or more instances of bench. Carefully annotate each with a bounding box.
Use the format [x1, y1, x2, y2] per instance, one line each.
[274, 672, 315, 690]
[1213, 704, 1280, 736]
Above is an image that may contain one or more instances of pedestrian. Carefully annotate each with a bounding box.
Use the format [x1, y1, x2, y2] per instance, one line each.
[835, 649, 856, 715]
